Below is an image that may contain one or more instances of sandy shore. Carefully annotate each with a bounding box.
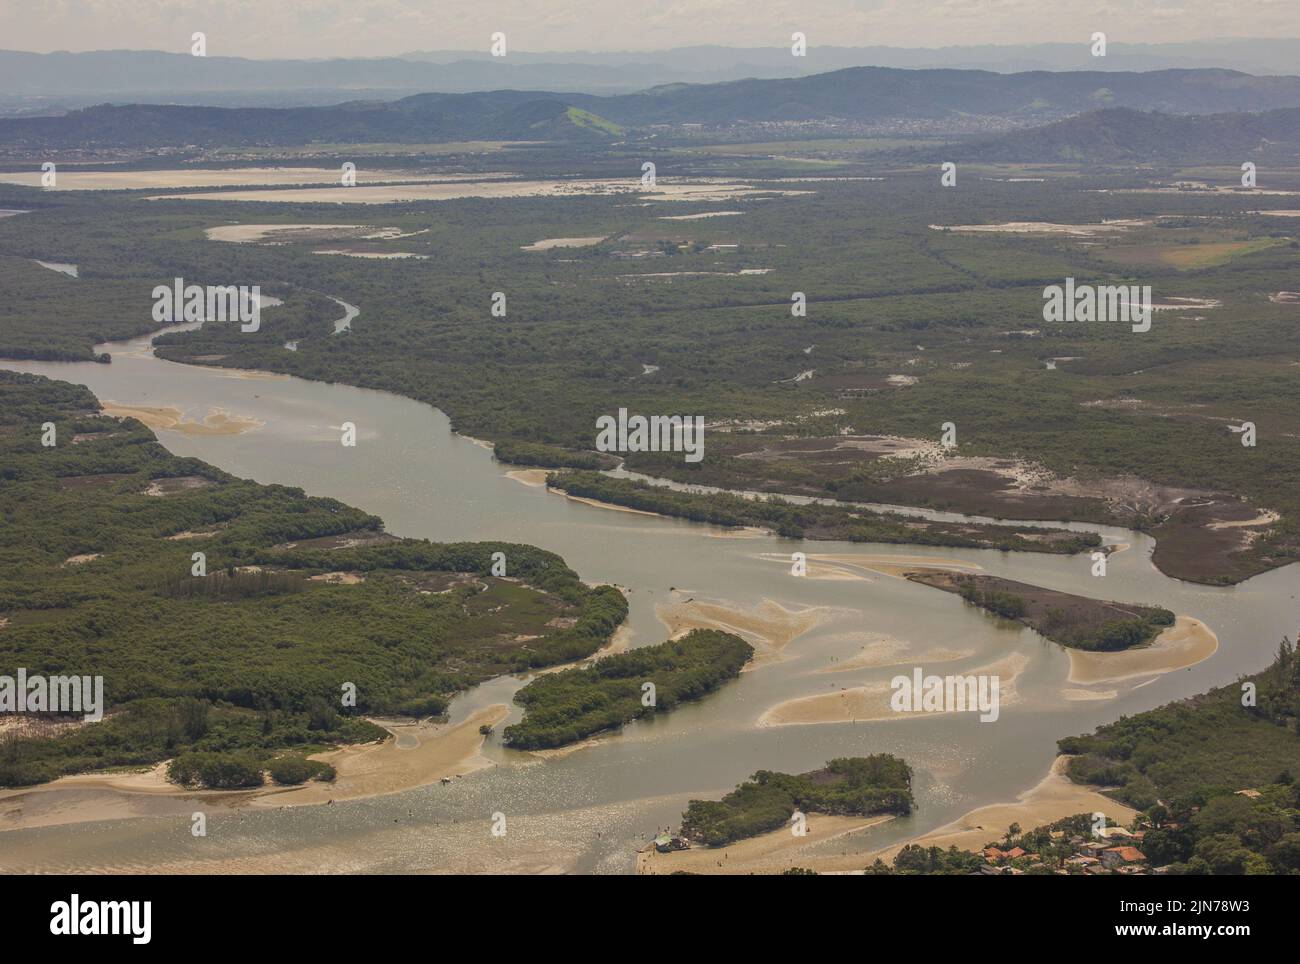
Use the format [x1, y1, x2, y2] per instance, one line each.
[637, 755, 1135, 875]
[505, 468, 550, 487]
[101, 402, 263, 436]
[758, 651, 1028, 726]
[655, 596, 829, 664]
[1067, 615, 1218, 684]
[638, 814, 895, 875]
[804, 552, 984, 579]
[560, 492, 666, 517]
[256, 705, 509, 807]
[867, 756, 1136, 865]
[0, 706, 508, 832]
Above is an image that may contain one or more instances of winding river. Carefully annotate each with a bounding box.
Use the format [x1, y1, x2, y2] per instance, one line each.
[1, 319, 1296, 874]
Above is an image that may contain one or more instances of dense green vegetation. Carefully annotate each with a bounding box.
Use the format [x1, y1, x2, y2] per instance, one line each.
[3, 154, 1299, 584]
[550, 471, 1100, 553]
[503, 629, 751, 750]
[680, 755, 914, 847]
[0, 371, 626, 787]
[910, 571, 1176, 651]
[1059, 638, 1300, 873]
[492, 439, 614, 470]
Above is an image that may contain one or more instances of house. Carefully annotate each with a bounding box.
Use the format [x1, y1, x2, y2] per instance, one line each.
[1004, 847, 1027, 860]
[1100, 846, 1146, 869]
[653, 834, 690, 853]
[982, 847, 1005, 863]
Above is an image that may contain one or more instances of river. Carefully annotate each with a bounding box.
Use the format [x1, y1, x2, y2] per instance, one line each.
[1, 321, 1295, 873]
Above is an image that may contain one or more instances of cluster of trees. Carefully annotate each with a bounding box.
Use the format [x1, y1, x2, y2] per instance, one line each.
[1059, 638, 1300, 872]
[957, 584, 1027, 619]
[919, 572, 1174, 652]
[0, 373, 626, 787]
[681, 755, 914, 847]
[550, 471, 1099, 554]
[492, 439, 613, 470]
[503, 629, 752, 750]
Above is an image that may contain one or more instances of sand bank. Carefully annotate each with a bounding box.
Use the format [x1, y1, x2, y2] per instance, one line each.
[101, 402, 263, 436]
[869, 756, 1136, 865]
[521, 236, 606, 251]
[803, 552, 984, 579]
[251, 705, 509, 808]
[638, 814, 895, 875]
[0, 706, 509, 832]
[758, 651, 1028, 726]
[1067, 615, 1217, 684]
[505, 468, 550, 487]
[655, 596, 829, 664]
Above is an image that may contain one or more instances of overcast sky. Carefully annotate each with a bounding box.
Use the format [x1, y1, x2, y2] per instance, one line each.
[4, 0, 1298, 58]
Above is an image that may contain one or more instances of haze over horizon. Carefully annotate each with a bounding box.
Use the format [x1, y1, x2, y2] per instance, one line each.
[5, 0, 1300, 59]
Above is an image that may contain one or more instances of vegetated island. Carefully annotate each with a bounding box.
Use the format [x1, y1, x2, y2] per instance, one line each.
[677, 755, 915, 849]
[547, 471, 1101, 555]
[502, 629, 752, 750]
[905, 570, 1174, 651]
[0, 371, 626, 790]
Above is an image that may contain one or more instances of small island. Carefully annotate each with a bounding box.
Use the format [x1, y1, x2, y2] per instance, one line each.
[503, 628, 752, 750]
[904, 570, 1174, 651]
[678, 755, 915, 848]
[547, 471, 1101, 555]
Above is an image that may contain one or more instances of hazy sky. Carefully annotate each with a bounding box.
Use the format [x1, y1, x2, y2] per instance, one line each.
[4, 0, 1298, 58]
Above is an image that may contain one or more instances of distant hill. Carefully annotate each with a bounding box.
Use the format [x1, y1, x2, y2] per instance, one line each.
[4, 66, 1300, 149]
[948, 106, 1300, 164]
[0, 92, 623, 149]
[585, 67, 1300, 125]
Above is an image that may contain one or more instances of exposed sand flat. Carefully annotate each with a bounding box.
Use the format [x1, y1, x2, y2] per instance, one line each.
[505, 468, 551, 487]
[930, 221, 1128, 236]
[1067, 616, 1218, 684]
[521, 236, 606, 251]
[163, 530, 218, 540]
[34, 260, 78, 278]
[1208, 509, 1279, 529]
[868, 756, 1136, 865]
[101, 402, 263, 436]
[560, 493, 663, 517]
[254, 705, 509, 808]
[758, 651, 1028, 726]
[152, 178, 812, 205]
[803, 552, 984, 580]
[62, 553, 102, 566]
[638, 813, 895, 875]
[0, 168, 456, 191]
[1252, 210, 1300, 217]
[658, 210, 745, 220]
[656, 596, 828, 662]
[205, 223, 409, 243]
[1061, 687, 1119, 701]
[815, 635, 973, 673]
[0, 708, 509, 831]
[1270, 292, 1300, 304]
